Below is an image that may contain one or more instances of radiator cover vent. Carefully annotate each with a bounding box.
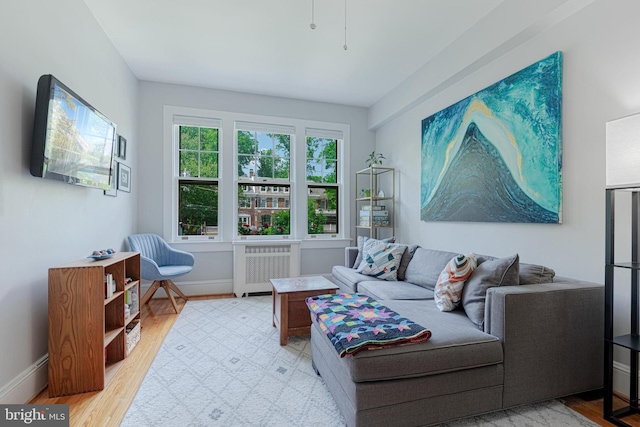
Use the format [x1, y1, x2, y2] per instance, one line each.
[233, 242, 300, 297]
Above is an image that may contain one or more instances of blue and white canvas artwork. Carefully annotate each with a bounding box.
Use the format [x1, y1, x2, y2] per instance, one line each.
[420, 51, 562, 223]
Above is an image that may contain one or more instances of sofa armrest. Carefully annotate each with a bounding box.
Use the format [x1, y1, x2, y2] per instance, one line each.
[345, 246, 358, 268]
[484, 280, 604, 407]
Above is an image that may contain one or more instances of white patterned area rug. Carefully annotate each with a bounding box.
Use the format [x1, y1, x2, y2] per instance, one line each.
[121, 296, 599, 427]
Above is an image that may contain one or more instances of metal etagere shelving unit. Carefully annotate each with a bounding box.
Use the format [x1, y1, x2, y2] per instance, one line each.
[604, 188, 640, 426]
[354, 166, 394, 240]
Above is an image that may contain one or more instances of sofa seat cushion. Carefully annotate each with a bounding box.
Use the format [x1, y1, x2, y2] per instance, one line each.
[332, 265, 385, 293]
[358, 280, 434, 300]
[312, 299, 502, 383]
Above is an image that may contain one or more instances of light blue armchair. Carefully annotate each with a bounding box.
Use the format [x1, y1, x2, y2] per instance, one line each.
[127, 233, 194, 313]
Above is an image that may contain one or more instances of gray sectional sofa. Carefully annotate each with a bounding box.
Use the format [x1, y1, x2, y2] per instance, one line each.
[310, 245, 604, 427]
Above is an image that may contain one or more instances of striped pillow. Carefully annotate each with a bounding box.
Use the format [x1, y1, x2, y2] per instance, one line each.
[356, 239, 407, 281]
[434, 253, 477, 312]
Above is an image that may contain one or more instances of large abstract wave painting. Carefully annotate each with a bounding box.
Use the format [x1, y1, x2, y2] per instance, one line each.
[421, 51, 562, 223]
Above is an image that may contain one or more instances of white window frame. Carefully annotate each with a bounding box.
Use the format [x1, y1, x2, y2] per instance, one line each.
[169, 114, 222, 242]
[163, 106, 350, 246]
[239, 215, 250, 226]
[235, 120, 294, 240]
[305, 129, 343, 238]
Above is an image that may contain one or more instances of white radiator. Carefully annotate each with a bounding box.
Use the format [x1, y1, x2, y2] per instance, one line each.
[233, 241, 300, 297]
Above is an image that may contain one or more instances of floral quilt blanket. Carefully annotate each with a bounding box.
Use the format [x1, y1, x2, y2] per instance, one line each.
[306, 293, 432, 357]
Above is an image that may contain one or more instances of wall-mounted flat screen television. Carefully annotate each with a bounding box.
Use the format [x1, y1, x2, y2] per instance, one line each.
[30, 74, 116, 190]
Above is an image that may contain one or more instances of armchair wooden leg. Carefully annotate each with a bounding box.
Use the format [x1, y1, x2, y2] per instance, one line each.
[161, 281, 180, 313]
[142, 279, 189, 314]
[141, 281, 161, 305]
[167, 280, 189, 301]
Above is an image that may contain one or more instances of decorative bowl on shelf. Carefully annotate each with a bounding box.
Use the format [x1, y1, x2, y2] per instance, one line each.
[88, 249, 116, 260]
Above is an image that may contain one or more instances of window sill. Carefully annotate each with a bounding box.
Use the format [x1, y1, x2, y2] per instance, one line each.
[167, 237, 352, 252]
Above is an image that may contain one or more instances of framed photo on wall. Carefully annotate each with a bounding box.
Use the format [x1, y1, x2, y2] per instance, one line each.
[117, 162, 131, 193]
[118, 135, 127, 160]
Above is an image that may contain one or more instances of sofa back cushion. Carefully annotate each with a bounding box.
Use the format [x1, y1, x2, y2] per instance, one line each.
[461, 253, 520, 329]
[519, 263, 556, 284]
[404, 248, 460, 290]
[397, 244, 420, 281]
[478, 255, 554, 285]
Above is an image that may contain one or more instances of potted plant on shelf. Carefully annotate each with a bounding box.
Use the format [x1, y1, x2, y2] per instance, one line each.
[366, 151, 385, 168]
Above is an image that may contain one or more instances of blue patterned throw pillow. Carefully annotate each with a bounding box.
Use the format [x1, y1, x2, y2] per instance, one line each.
[356, 238, 407, 281]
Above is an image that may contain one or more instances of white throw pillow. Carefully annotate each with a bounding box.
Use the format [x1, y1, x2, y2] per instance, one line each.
[356, 238, 406, 281]
[353, 235, 395, 268]
[434, 253, 477, 312]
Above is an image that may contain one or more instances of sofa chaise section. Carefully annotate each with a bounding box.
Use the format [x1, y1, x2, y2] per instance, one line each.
[311, 300, 504, 427]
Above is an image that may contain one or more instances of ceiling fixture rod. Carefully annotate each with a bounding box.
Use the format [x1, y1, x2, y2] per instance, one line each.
[343, 0, 348, 50]
[308, 0, 349, 50]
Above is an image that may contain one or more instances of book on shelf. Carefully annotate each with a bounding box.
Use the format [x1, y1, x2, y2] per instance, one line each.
[361, 205, 385, 210]
[359, 210, 389, 217]
[359, 217, 391, 227]
[104, 274, 114, 299]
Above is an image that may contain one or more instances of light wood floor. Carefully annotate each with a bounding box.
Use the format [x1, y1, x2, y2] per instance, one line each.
[30, 295, 639, 427]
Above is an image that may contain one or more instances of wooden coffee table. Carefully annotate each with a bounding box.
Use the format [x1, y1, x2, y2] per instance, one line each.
[271, 276, 339, 345]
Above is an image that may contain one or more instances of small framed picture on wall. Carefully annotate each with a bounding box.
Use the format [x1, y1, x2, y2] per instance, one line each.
[118, 135, 127, 160]
[117, 163, 131, 193]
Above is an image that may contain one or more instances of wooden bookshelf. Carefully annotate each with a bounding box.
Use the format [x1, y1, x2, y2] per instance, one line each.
[47, 252, 140, 397]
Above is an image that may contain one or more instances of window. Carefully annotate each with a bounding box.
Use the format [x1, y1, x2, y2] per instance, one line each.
[237, 126, 290, 180]
[165, 107, 348, 243]
[306, 132, 340, 235]
[176, 123, 220, 238]
[237, 122, 293, 236]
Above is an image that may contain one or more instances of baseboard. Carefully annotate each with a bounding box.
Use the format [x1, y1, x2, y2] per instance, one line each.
[612, 359, 638, 400]
[141, 279, 233, 298]
[140, 275, 332, 299]
[0, 355, 48, 404]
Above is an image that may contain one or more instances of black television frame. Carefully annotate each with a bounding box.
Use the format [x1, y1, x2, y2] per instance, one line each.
[30, 74, 117, 190]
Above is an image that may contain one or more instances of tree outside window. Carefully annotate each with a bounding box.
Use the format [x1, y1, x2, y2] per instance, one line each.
[306, 137, 339, 234]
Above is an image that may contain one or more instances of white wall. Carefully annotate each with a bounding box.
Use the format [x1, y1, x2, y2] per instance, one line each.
[373, 0, 640, 394]
[0, 0, 138, 402]
[137, 82, 373, 295]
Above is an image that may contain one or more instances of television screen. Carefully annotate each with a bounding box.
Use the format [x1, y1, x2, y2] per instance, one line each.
[30, 74, 116, 190]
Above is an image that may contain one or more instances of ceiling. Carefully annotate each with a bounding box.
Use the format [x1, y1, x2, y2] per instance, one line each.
[83, 0, 560, 108]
